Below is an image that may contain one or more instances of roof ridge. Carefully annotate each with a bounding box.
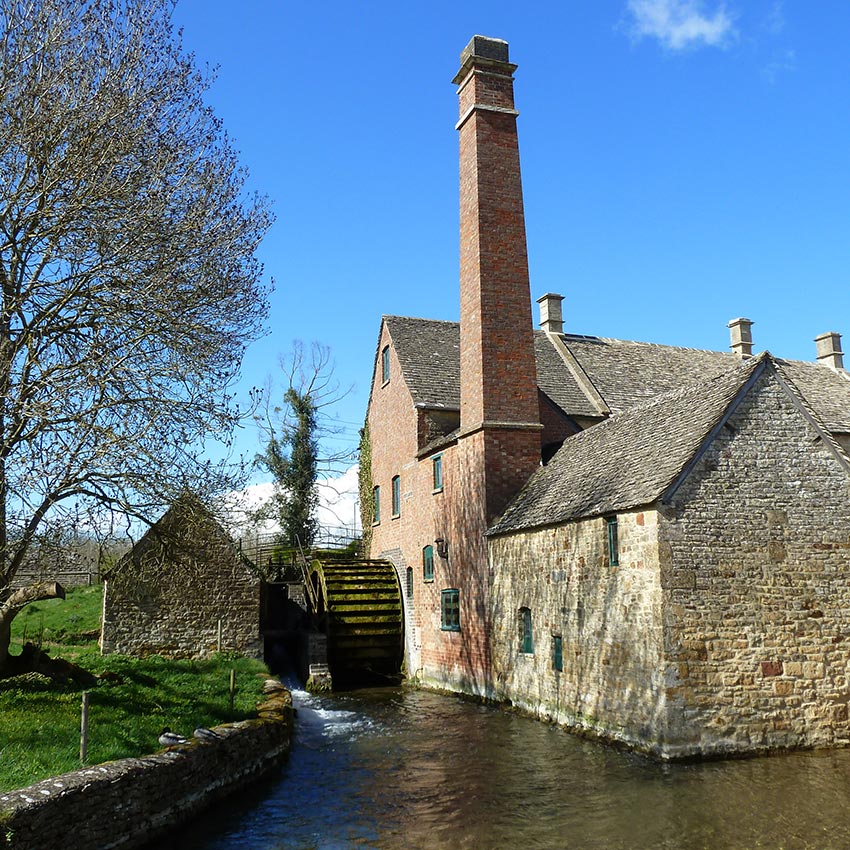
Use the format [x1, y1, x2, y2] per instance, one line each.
[383, 314, 458, 324]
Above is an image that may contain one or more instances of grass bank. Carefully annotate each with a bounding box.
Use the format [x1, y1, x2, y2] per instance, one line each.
[0, 585, 269, 794]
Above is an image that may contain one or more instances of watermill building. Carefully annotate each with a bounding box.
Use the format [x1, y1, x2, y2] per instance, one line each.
[364, 35, 850, 758]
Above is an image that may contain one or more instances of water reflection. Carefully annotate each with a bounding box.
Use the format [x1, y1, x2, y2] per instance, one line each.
[171, 687, 850, 850]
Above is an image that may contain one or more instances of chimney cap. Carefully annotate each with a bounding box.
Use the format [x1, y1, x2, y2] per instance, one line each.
[460, 35, 510, 64]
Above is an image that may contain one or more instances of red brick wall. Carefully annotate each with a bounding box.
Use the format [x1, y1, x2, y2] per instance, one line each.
[365, 39, 545, 697]
[457, 50, 538, 437]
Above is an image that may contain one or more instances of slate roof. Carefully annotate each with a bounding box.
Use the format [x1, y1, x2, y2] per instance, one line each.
[488, 356, 767, 535]
[381, 315, 850, 435]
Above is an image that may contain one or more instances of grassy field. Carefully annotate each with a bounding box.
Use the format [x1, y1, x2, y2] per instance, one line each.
[0, 585, 269, 793]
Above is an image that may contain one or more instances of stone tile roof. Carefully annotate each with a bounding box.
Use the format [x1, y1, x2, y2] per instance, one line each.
[533, 332, 600, 418]
[560, 335, 736, 413]
[381, 316, 850, 435]
[384, 316, 460, 409]
[488, 356, 767, 535]
[384, 316, 596, 416]
[775, 358, 850, 433]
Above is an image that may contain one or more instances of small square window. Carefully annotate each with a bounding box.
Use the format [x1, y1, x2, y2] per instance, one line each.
[432, 455, 443, 492]
[606, 516, 619, 566]
[441, 588, 460, 631]
[519, 607, 533, 654]
[373, 486, 381, 524]
[381, 346, 390, 384]
[423, 545, 434, 581]
[553, 635, 563, 672]
[391, 475, 401, 517]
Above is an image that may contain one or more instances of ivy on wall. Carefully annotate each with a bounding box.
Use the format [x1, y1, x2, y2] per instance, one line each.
[358, 423, 374, 555]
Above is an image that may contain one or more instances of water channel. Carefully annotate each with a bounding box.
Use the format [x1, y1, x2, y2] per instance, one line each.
[173, 686, 850, 850]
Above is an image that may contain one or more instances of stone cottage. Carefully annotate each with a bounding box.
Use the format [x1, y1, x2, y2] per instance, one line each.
[101, 496, 262, 658]
[363, 34, 850, 757]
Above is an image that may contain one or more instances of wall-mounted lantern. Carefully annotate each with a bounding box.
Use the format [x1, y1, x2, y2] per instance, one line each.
[435, 537, 449, 559]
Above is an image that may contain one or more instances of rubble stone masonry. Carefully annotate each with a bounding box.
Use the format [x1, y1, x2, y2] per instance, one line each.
[489, 371, 850, 757]
[660, 372, 850, 757]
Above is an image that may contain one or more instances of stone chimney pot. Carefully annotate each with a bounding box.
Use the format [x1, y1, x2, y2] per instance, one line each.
[815, 331, 844, 370]
[537, 293, 564, 334]
[728, 317, 754, 358]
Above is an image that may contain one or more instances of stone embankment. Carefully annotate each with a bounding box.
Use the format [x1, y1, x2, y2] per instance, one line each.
[0, 680, 293, 850]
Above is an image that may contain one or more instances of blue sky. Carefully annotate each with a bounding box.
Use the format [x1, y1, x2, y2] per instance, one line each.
[171, 0, 850, 479]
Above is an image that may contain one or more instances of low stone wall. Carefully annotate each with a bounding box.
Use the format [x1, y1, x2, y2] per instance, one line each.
[0, 683, 293, 850]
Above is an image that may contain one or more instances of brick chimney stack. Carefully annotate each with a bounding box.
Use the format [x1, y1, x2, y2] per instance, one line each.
[454, 35, 541, 523]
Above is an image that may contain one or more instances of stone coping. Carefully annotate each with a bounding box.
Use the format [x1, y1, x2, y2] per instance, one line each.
[0, 680, 293, 850]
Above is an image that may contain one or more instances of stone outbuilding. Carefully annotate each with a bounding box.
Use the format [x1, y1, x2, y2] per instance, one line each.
[101, 496, 262, 658]
[363, 34, 850, 757]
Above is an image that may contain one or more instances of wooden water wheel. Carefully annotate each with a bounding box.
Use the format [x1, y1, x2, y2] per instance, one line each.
[310, 557, 403, 685]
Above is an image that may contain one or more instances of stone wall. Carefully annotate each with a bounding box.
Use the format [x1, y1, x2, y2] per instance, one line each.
[489, 510, 665, 751]
[660, 371, 850, 757]
[0, 685, 293, 850]
[101, 502, 261, 658]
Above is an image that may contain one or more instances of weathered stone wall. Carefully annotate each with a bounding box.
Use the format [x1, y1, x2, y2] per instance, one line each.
[100, 506, 262, 658]
[0, 686, 293, 850]
[101, 563, 261, 658]
[660, 371, 850, 757]
[489, 510, 666, 750]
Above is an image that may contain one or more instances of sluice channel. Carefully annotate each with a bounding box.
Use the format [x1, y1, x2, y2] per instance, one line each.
[172, 686, 850, 850]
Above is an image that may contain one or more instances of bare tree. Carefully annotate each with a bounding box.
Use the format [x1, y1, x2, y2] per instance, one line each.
[0, 0, 272, 675]
[254, 341, 355, 553]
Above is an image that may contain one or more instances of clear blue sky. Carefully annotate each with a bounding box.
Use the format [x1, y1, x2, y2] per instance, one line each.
[171, 0, 850, 470]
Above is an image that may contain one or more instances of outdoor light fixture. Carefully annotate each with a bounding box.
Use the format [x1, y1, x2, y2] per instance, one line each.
[435, 538, 449, 559]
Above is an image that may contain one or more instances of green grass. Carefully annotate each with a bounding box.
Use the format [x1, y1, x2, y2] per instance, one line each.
[0, 585, 270, 794]
[11, 583, 104, 647]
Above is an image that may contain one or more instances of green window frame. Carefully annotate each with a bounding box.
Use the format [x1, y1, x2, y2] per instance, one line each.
[373, 485, 381, 524]
[391, 475, 401, 517]
[406, 567, 414, 599]
[606, 515, 619, 567]
[432, 454, 443, 492]
[553, 635, 563, 672]
[441, 588, 460, 631]
[381, 345, 390, 384]
[519, 607, 533, 654]
[423, 545, 434, 581]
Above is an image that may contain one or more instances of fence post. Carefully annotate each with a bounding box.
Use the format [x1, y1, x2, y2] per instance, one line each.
[80, 691, 90, 763]
[229, 668, 235, 711]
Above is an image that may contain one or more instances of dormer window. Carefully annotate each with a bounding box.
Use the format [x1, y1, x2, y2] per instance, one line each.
[381, 345, 390, 384]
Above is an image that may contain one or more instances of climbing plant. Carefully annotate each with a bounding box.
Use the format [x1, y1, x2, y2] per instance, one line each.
[358, 423, 374, 556]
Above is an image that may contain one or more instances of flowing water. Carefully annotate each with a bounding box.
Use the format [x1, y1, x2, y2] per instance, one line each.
[172, 686, 850, 850]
